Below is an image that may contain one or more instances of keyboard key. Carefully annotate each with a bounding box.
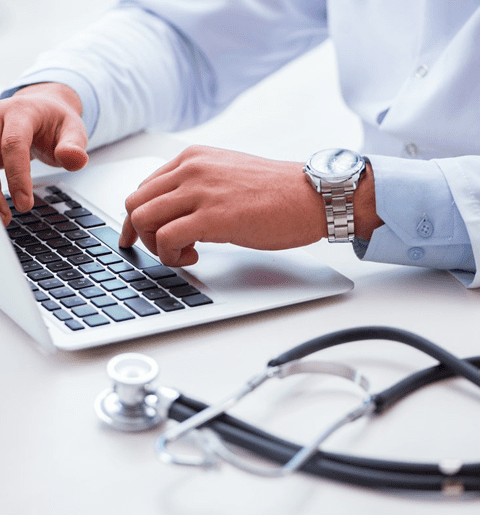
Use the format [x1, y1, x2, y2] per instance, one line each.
[102, 279, 127, 292]
[80, 263, 105, 274]
[143, 288, 169, 300]
[68, 254, 94, 265]
[25, 244, 50, 256]
[50, 287, 75, 299]
[108, 262, 133, 274]
[47, 238, 72, 249]
[45, 185, 61, 193]
[183, 294, 213, 307]
[44, 214, 68, 224]
[102, 305, 136, 322]
[65, 200, 82, 209]
[34, 290, 49, 302]
[17, 251, 33, 263]
[76, 215, 105, 228]
[144, 265, 177, 279]
[44, 194, 64, 204]
[92, 296, 117, 308]
[131, 279, 156, 291]
[124, 298, 160, 317]
[69, 277, 94, 290]
[170, 285, 200, 298]
[37, 229, 61, 241]
[72, 305, 98, 318]
[76, 237, 101, 249]
[38, 278, 64, 290]
[28, 269, 54, 281]
[155, 297, 185, 312]
[58, 246, 83, 257]
[29, 222, 51, 233]
[65, 319, 85, 331]
[65, 229, 89, 241]
[98, 254, 122, 266]
[90, 226, 160, 269]
[17, 214, 40, 225]
[37, 252, 62, 264]
[54, 309, 73, 321]
[47, 261, 73, 272]
[41, 300, 61, 311]
[58, 269, 83, 281]
[158, 276, 188, 289]
[34, 206, 58, 217]
[119, 270, 145, 282]
[83, 314, 110, 327]
[55, 222, 79, 232]
[16, 235, 40, 247]
[32, 194, 48, 207]
[86, 246, 111, 257]
[22, 261, 43, 273]
[80, 286, 106, 299]
[113, 288, 138, 301]
[90, 271, 115, 283]
[61, 296, 86, 308]
[65, 207, 92, 218]
[7, 227, 28, 239]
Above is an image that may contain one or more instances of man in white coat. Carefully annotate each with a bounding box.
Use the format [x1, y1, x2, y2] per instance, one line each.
[0, 1, 478, 287]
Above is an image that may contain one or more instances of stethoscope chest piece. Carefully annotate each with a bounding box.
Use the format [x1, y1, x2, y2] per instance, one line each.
[95, 353, 164, 431]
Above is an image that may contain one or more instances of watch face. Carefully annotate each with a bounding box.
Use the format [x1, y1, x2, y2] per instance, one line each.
[309, 149, 363, 183]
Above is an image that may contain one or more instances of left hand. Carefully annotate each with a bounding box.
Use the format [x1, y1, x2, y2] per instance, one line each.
[119, 145, 326, 267]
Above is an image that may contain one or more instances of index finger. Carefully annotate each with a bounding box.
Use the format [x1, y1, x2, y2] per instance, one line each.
[1, 115, 34, 212]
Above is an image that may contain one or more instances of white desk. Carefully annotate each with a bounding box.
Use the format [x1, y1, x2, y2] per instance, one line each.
[1, 131, 479, 515]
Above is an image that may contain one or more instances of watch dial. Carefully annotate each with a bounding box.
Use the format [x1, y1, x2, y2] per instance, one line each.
[310, 149, 362, 182]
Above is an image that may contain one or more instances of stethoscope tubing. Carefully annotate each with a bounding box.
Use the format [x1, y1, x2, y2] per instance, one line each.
[166, 326, 480, 491]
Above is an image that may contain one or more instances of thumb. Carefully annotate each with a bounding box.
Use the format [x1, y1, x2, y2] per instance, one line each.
[54, 117, 89, 171]
[55, 142, 89, 171]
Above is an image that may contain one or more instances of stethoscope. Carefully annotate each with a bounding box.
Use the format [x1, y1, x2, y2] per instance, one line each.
[95, 326, 480, 494]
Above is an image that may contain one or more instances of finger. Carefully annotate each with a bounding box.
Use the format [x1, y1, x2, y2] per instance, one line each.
[125, 172, 179, 216]
[125, 190, 195, 256]
[137, 151, 188, 189]
[54, 116, 89, 171]
[1, 115, 34, 212]
[118, 214, 138, 248]
[155, 214, 203, 267]
[0, 189, 12, 227]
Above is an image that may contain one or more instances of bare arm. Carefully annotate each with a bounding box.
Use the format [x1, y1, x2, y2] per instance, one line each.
[119, 145, 383, 266]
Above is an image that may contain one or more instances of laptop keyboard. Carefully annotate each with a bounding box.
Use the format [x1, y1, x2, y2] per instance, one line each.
[5, 186, 213, 332]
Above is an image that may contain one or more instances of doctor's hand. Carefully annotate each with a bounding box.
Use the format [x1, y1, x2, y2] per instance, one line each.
[0, 83, 88, 226]
[119, 145, 328, 267]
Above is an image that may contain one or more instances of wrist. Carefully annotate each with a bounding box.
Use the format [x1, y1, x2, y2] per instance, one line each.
[13, 82, 83, 117]
[353, 162, 383, 241]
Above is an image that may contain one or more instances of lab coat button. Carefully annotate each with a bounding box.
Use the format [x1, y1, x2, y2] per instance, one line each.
[415, 65, 429, 78]
[408, 247, 425, 261]
[405, 142, 419, 156]
[416, 217, 434, 238]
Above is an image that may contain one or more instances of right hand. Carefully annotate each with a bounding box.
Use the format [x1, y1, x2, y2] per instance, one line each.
[0, 83, 89, 225]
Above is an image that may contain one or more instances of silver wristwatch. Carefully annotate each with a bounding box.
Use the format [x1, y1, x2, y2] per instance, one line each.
[303, 148, 367, 243]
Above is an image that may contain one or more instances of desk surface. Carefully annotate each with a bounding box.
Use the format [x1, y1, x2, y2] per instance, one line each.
[1, 132, 479, 515]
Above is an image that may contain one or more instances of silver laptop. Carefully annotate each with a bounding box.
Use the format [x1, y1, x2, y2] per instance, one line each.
[0, 156, 353, 352]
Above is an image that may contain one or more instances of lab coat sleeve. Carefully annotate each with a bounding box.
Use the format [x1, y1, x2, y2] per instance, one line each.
[0, 0, 328, 151]
[361, 154, 477, 287]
